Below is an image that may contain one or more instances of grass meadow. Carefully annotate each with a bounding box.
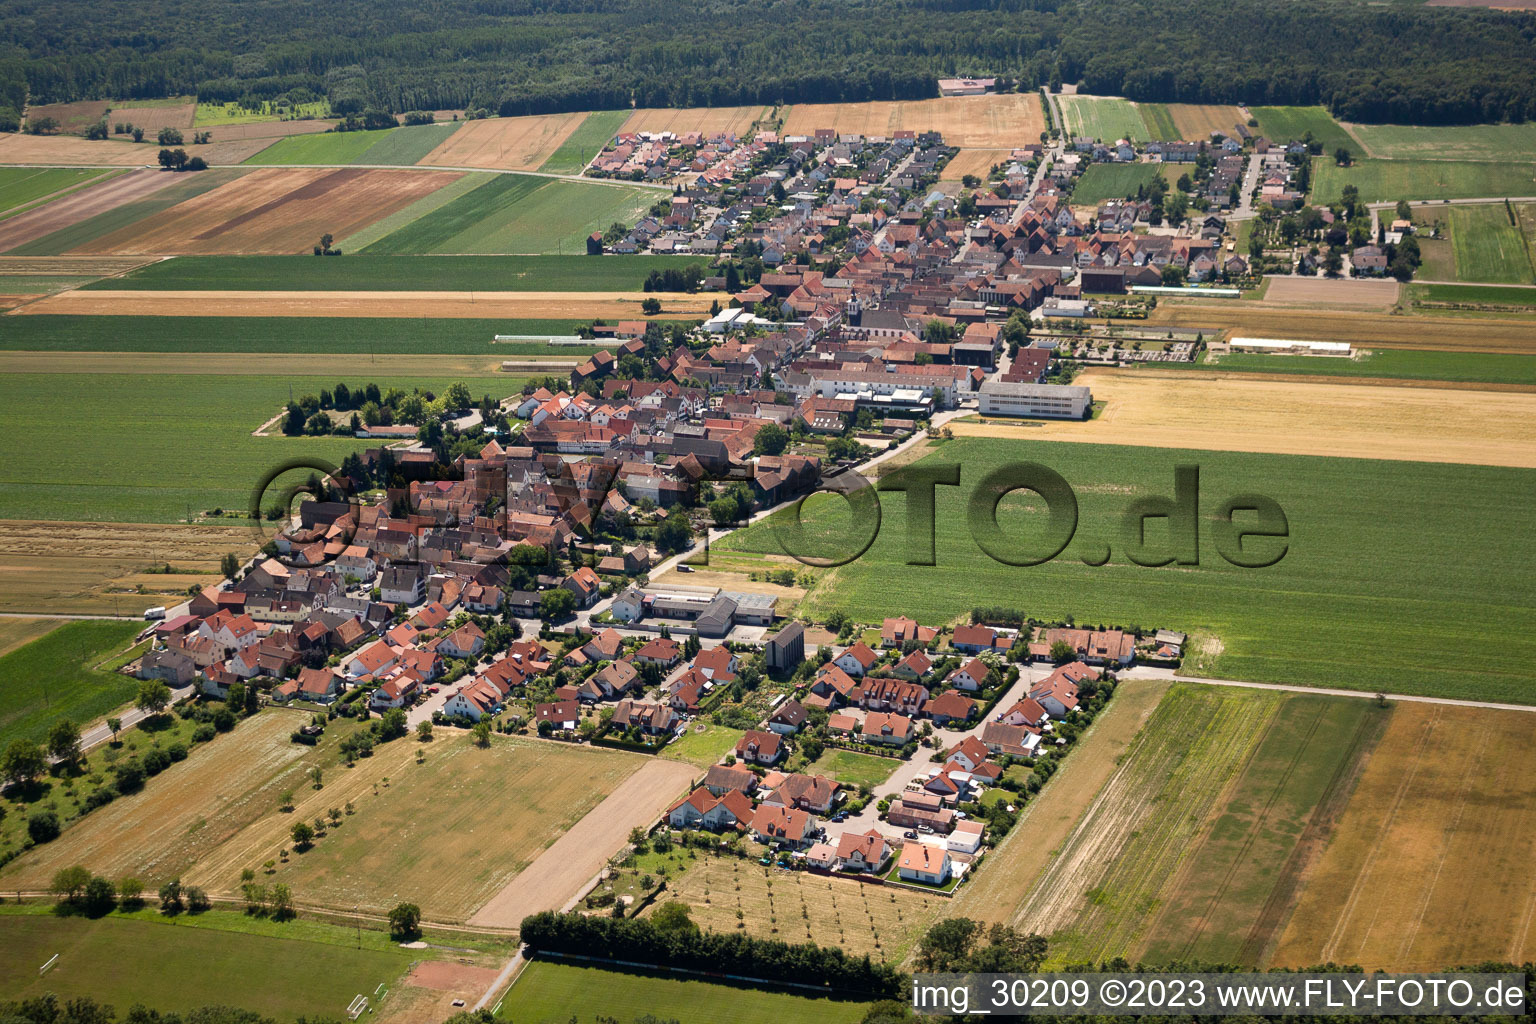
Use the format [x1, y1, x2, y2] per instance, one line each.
[0, 907, 413, 1018]
[1196, 348, 1536, 386]
[1448, 203, 1535, 284]
[0, 620, 143, 748]
[1250, 106, 1355, 153]
[661, 722, 745, 767]
[1311, 157, 1536, 204]
[537, 109, 631, 174]
[1348, 121, 1536, 162]
[1071, 163, 1163, 205]
[1059, 96, 1149, 142]
[193, 101, 330, 127]
[501, 960, 867, 1024]
[806, 748, 902, 789]
[718, 437, 1536, 703]
[0, 168, 115, 217]
[88, 253, 707, 291]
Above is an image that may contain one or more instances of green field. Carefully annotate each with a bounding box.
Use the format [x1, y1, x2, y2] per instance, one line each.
[336, 172, 494, 251]
[806, 748, 901, 789]
[0, 620, 142, 748]
[243, 122, 463, 166]
[0, 908, 412, 1018]
[1250, 106, 1355, 154]
[0, 314, 598, 354]
[661, 723, 744, 767]
[1137, 104, 1180, 143]
[1348, 122, 1536, 163]
[0, 371, 518, 522]
[0, 168, 114, 217]
[363, 173, 659, 255]
[5, 170, 246, 256]
[538, 109, 632, 174]
[1311, 157, 1536, 205]
[90, 253, 708, 291]
[1412, 282, 1536, 308]
[1448, 204, 1535, 284]
[1071, 163, 1163, 205]
[1195, 348, 1536, 386]
[500, 960, 866, 1024]
[718, 437, 1536, 703]
[1059, 96, 1149, 143]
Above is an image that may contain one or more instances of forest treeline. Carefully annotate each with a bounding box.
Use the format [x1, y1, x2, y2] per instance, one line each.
[2, 0, 1535, 126]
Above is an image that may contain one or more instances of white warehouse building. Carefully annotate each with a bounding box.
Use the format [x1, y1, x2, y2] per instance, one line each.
[977, 380, 1092, 419]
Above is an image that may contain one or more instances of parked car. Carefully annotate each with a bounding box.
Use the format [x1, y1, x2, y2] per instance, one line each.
[677, 565, 694, 573]
[903, 830, 918, 839]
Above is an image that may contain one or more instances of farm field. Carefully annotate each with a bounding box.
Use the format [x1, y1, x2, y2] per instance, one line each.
[622, 105, 769, 138]
[70, 167, 462, 256]
[501, 961, 866, 1024]
[193, 100, 331, 127]
[1260, 276, 1399, 307]
[940, 148, 1012, 181]
[365, 173, 659, 255]
[0, 369, 515, 522]
[1271, 702, 1536, 970]
[717, 436, 1536, 702]
[1136, 103, 1179, 142]
[1250, 105, 1355, 153]
[245, 122, 462, 166]
[944, 368, 1536, 468]
[0, 167, 115, 217]
[0, 313, 595, 353]
[3, 169, 244, 256]
[0, 909, 415, 1019]
[782, 94, 1045, 148]
[539, 109, 631, 174]
[90, 253, 707, 291]
[1412, 282, 1536, 308]
[24, 288, 713, 319]
[0, 619, 142, 747]
[192, 733, 648, 920]
[1148, 299, 1536, 354]
[0, 131, 271, 165]
[1058, 95, 1149, 143]
[334, 171, 494, 251]
[1347, 121, 1536, 162]
[0, 616, 58, 656]
[196, 119, 337, 144]
[1195, 348, 1536, 387]
[1448, 203, 1536, 283]
[650, 854, 941, 961]
[1070, 163, 1162, 204]
[106, 99, 197, 133]
[0, 519, 243, 616]
[1311, 157, 1536, 204]
[25, 100, 110, 134]
[952, 678, 1170, 927]
[805, 748, 901, 789]
[419, 112, 590, 171]
[1162, 103, 1245, 141]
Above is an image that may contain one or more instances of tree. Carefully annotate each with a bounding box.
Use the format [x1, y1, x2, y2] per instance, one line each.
[131, 126, 144, 142]
[640, 297, 662, 315]
[106, 716, 122, 742]
[752, 422, 789, 457]
[159, 878, 184, 913]
[290, 821, 315, 850]
[157, 147, 188, 170]
[2, 738, 47, 787]
[221, 552, 241, 578]
[28, 808, 61, 843]
[157, 127, 184, 146]
[1333, 146, 1352, 166]
[46, 719, 82, 767]
[118, 876, 145, 908]
[136, 679, 172, 716]
[377, 707, 408, 740]
[269, 882, 294, 920]
[472, 719, 492, 747]
[389, 901, 422, 940]
[83, 875, 118, 916]
[1048, 640, 1075, 662]
[416, 720, 433, 742]
[652, 507, 692, 554]
[651, 901, 700, 936]
[52, 865, 92, 904]
[538, 587, 576, 622]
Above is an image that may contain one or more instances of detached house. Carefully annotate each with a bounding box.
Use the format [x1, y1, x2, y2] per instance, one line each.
[749, 804, 816, 847]
[734, 729, 784, 765]
[836, 830, 891, 874]
[834, 641, 879, 677]
[897, 842, 953, 885]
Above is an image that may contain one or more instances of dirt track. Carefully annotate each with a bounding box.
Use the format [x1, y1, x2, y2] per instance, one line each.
[466, 757, 696, 928]
[948, 368, 1536, 468]
[20, 288, 715, 319]
[0, 169, 180, 252]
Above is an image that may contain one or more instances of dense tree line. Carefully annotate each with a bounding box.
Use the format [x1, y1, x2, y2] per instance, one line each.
[1, 0, 1534, 126]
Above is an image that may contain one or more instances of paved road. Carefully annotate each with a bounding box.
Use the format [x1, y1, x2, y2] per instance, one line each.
[72, 683, 197, 757]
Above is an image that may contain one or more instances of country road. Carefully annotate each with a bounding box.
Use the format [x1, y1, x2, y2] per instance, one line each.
[1121, 665, 1536, 714]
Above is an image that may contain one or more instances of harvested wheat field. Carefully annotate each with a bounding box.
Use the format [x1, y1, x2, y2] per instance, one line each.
[783, 94, 1046, 148]
[22, 287, 715, 319]
[468, 756, 696, 928]
[108, 101, 197, 134]
[26, 101, 110, 134]
[940, 148, 1013, 181]
[621, 106, 770, 138]
[1149, 301, 1536, 354]
[0, 351, 535, 380]
[0, 132, 272, 166]
[419, 113, 588, 171]
[0, 519, 247, 615]
[1164, 103, 1246, 141]
[949, 369, 1536, 468]
[197, 119, 338, 143]
[0, 169, 183, 252]
[0, 255, 156, 276]
[1261, 276, 1400, 308]
[69, 167, 462, 255]
[1271, 702, 1536, 970]
[951, 678, 1170, 930]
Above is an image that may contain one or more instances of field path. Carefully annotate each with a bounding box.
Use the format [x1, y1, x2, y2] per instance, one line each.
[466, 757, 696, 928]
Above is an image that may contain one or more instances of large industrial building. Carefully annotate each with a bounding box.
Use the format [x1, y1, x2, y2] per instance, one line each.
[976, 380, 1093, 419]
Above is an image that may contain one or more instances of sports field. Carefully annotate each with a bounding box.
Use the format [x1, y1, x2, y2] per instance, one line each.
[362, 172, 658, 254]
[502, 961, 866, 1024]
[1250, 106, 1356, 153]
[538, 109, 631, 174]
[0, 167, 114, 217]
[622, 106, 770, 138]
[1058, 96, 1149, 143]
[1311, 158, 1536, 204]
[419, 112, 591, 171]
[0, 619, 142, 747]
[1271, 702, 1536, 970]
[782, 94, 1045, 148]
[718, 436, 1536, 702]
[1071, 163, 1162, 204]
[652, 854, 941, 961]
[0, 909, 415, 1019]
[805, 748, 901, 789]
[1347, 121, 1536, 162]
[1448, 203, 1536, 283]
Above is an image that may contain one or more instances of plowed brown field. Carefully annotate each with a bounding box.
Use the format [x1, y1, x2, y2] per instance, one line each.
[783, 94, 1046, 147]
[418, 113, 587, 170]
[25, 101, 110, 134]
[108, 102, 197, 133]
[69, 167, 462, 255]
[21, 288, 715, 318]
